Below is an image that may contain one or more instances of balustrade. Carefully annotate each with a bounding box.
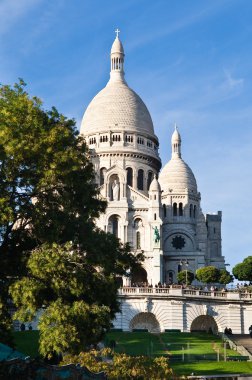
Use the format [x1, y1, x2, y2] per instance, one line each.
[118, 287, 249, 300]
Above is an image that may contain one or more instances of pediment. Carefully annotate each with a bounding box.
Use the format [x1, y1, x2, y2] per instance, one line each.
[127, 185, 149, 203]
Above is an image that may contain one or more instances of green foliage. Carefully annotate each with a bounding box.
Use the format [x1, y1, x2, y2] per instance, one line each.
[61, 348, 173, 379]
[195, 266, 233, 285]
[196, 266, 220, 284]
[0, 80, 142, 355]
[233, 256, 252, 281]
[177, 270, 194, 285]
[218, 269, 233, 285]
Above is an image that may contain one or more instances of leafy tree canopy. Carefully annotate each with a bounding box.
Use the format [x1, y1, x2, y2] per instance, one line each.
[218, 269, 233, 285]
[177, 270, 194, 285]
[233, 256, 252, 282]
[61, 348, 173, 379]
[196, 266, 233, 285]
[0, 80, 142, 353]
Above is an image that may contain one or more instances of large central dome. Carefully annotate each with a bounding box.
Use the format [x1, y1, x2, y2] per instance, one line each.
[80, 35, 156, 139]
[81, 80, 155, 135]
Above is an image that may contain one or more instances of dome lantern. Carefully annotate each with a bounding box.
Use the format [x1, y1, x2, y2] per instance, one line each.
[171, 124, 181, 159]
[110, 29, 125, 83]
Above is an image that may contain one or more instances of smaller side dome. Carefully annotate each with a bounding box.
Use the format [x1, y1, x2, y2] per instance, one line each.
[149, 175, 161, 192]
[159, 127, 197, 193]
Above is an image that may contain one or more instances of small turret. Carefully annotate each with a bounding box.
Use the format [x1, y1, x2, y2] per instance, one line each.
[148, 175, 162, 221]
[171, 124, 181, 159]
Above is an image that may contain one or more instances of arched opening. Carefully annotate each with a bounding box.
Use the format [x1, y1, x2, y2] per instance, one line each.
[100, 167, 106, 186]
[108, 215, 119, 238]
[165, 270, 174, 285]
[126, 167, 133, 187]
[136, 231, 141, 249]
[131, 266, 147, 286]
[129, 312, 160, 333]
[137, 169, 144, 190]
[179, 202, 183, 216]
[163, 204, 166, 217]
[173, 202, 177, 216]
[190, 204, 193, 218]
[191, 315, 218, 334]
[147, 171, 153, 190]
[194, 205, 197, 218]
[110, 174, 120, 201]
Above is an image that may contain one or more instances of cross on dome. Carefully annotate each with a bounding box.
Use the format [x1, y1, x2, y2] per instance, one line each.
[115, 28, 120, 38]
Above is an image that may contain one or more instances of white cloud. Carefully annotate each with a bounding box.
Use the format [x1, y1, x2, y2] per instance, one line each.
[222, 69, 244, 92]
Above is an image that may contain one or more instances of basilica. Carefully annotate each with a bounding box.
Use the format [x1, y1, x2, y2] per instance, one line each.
[80, 33, 225, 288]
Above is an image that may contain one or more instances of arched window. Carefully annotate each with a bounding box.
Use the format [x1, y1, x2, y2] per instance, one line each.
[173, 203, 177, 216]
[179, 202, 183, 216]
[147, 171, 153, 190]
[126, 167, 133, 187]
[136, 231, 141, 249]
[193, 205, 197, 218]
[190, 204, 193, 218]
[134, 218, 142, 228]
[137, 169, 144, 190]
[100, 167, 106, 186]
[109, 215, 119, 238]
[154, 213, 157, 220]
[166, 271, 174, 285]
[163, 204, 166, 217]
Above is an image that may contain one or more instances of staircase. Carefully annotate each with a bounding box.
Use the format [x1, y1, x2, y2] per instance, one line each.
[227, 334, 252, 359]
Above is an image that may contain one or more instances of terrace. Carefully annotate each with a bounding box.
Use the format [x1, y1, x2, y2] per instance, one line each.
[119, 286, 252, 300]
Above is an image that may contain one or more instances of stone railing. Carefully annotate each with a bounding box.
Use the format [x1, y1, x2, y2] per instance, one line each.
[118, 287, 250, 300]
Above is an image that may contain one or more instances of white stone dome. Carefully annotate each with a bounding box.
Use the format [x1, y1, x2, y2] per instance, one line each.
[159, 158, 197, 193]
[80, 80, 155, 136]
[159, 126, 197, 193]
[80, 35, 156, 138]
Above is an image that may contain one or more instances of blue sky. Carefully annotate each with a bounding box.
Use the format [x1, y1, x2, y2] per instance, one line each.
[1, 0, 252, 272]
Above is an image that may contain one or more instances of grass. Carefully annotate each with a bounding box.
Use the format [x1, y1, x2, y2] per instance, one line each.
[171, 361, 252, 376]
[105, 331, 252, 376]
[12, 330, 252, 376]
[12, 330, 39, 358]
[105, 331, 237, 358]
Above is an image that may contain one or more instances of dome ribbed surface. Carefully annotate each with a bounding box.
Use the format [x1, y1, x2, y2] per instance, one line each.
[159, 158, 197, 193]
[80, 81, 155, 136]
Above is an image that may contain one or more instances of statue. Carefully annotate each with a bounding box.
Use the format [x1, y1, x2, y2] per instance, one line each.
[112, 179, 119, 201]
[153, 226, 160, 243]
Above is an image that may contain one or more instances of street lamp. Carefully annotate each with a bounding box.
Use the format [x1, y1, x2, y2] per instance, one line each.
[180, 259, 189, 286]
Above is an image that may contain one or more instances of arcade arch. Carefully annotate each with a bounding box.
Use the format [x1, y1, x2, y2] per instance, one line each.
[129, 312, 160, 332]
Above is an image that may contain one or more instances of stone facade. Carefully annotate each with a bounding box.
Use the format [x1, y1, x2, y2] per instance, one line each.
[77, 33, 247, 333]
[80, 34, 225, 288]
[115, 288, 252, 334]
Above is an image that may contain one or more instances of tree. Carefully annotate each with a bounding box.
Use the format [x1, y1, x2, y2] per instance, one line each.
[233, 256, 252, 282]
[196, 266, 220, 284]
[218, 269, 233, 285]
[177, 270, 194, 285]
[0, 80, 142, 354]
[61, 348, 173, 379]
